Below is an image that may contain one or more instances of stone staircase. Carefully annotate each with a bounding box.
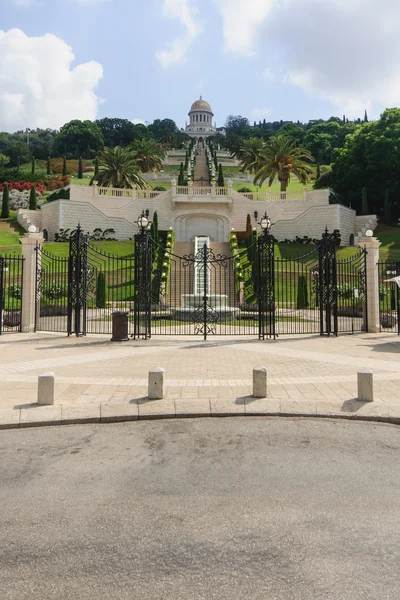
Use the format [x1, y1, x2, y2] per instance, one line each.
[167, 241, 237, 308]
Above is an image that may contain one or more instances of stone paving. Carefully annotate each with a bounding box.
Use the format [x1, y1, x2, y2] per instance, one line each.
[0, 332, 400, 427]
[0, 334, 400, 416]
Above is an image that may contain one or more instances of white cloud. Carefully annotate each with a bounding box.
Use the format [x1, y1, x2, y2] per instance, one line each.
[0, 29, 103, 132]
[132, 118, 146, 125]
[156, 0, 202, 68]
[265, 0, 400, 117]
[12, 0, 34, 5]
[251, 106, 272, 120]
[214, 0, 274, 56]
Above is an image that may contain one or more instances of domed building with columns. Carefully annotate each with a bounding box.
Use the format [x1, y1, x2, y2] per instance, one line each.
[185, 96, 217, 139]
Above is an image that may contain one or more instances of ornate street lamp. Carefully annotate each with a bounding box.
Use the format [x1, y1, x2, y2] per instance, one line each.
[136, 210, 150, 231]
[259, 212, 272, 235]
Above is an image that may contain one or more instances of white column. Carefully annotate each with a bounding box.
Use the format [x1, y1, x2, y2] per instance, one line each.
[188, 181, 193, 200]
[227, 181, 233, 199]
[131, 185, 137, 200]
[92, 183, 98, 200]
[21, 228, 45, 333]
[358, 235, 381, 333]
[172, 177, 177, 198]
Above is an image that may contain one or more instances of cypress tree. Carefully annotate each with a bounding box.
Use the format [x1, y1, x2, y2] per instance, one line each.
[153, 210, 159, 245]
[95, 273, 106, 309]
[29, 185, 37, 211]
[316, 163, 321, 180]
[1, 183, 9, 219]
[361, 187, 368, 215]
[214, 154, 218, 170]
[178, 162, 184, 186]
[384, 189, 392, 224]
[62, 156, 67, 176]
[78, 157, 83, 179]
[47, 156, 51, 176]
[217, 164, 224, 187]
[94, 156, 99, 179]
[184, 153, 188, 171]
[364, 109, 369, 123]
[31, 156, 35, 174]
[296, 275, 309, 309]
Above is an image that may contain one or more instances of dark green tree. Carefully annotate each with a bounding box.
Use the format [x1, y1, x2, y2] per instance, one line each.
[54, 120, 104, 157]
[153, 210, 159, 245]
[361, 187, 368, 215]
[364, 110, 369, 123]
[316, 162, 321, 180]
[78, 156, 83, 179]
[296, 275, 309, 309]
[95, 273, 106, 309]
[1, 184, 9, 219]
[29, 185, 37, 211]
[46, 156, 51, 175]
[94, 156, 99, 179]
[31, 155, 35, 174]
[218, 164, 225, 187]
[178, 162, 184, 185]
[95, 118, 136, 147]
[62, 156, 67, 176]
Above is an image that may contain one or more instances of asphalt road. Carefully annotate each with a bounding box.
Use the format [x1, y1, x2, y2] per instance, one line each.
[1, 418, 400, 600]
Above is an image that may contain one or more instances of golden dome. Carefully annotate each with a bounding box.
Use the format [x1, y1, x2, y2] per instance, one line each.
[190, 96, 212, 112]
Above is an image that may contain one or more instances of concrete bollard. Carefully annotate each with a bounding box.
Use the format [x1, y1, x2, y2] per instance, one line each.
[37, 372, 55, 406]
[253, 367, 267, 398]
[148, 368, 164, 400]
[357, 368, 374, 402]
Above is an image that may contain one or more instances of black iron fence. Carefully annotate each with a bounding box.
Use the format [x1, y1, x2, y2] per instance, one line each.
[0, 254, 24, 334]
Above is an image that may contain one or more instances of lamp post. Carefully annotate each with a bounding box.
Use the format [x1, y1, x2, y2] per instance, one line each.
[257, 212, 275, 340]
[133, 211, 152, 340]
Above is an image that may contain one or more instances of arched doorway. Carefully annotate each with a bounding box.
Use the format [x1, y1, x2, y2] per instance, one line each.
[349, 233, 355, 246]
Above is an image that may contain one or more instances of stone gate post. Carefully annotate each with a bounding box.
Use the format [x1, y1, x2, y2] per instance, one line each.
[21, 227, 44, 333]
[358, 233, 381, 333]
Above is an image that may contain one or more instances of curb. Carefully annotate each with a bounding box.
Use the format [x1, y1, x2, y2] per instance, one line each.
[1, 400, 400, 430]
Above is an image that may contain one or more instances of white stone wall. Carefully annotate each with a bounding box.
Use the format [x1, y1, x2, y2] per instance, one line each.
[41, 200, 137, 240]
[47, 185, 376, 246]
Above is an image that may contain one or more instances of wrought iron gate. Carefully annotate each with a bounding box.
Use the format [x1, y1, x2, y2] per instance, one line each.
[378, 260, 400, 333]
[0, 254, 24, 334]
[34, 224, 368, 339]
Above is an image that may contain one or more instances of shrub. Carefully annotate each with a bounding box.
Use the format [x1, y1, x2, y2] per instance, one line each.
[217, 164, 224, 187]
[43, 283, 68, 300]
[296, 275, 309, 308]
[0, 181, 46, 194]
[381, 313, 397, 329]
[337, 283, 354, 300]
[153, 186, 166, 191]
[7, 284, 22, 300]
[96, 273, 106, 308]
[45, 176, 70, 191]
[238, 187, 252, 193]
[78, 157, 83, 179]
[47, 187, 70, 202]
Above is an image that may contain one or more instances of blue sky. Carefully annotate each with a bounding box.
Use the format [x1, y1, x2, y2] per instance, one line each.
[1, 0, 399, 131]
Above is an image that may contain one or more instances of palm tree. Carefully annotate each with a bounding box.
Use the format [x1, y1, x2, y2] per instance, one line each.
[130, 139, 165, 173]
[254, 136, 314, 192]
[238, 138, 266, 174]
[96, 146, 147, 189]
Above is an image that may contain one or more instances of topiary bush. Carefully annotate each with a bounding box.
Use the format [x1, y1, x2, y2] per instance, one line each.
[96, 273, 106, 308]
[238, 187, 252, 193]
[296, 275, 309, 309]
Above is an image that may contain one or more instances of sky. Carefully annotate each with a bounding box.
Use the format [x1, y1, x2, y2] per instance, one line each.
[1, 0, 400, 132]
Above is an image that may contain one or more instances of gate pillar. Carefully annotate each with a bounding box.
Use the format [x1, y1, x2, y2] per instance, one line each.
[359, 234, 381, 333]
[258, 216, 276, 340]
[21, 228, 44, 333]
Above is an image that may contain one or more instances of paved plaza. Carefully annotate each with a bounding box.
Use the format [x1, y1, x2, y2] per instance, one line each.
[0, 332, 400, 426]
